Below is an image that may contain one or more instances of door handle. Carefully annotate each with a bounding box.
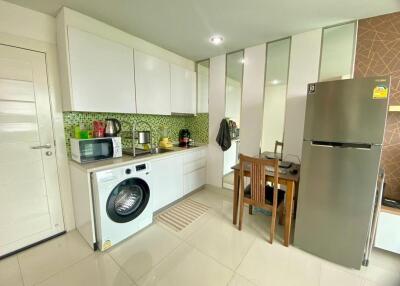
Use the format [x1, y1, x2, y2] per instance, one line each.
[31, 144, 52, 150]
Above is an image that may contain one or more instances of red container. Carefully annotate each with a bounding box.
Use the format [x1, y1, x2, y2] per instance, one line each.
[93, 120, 105, 138]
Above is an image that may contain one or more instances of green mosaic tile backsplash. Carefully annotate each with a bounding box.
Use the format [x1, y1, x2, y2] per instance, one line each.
[63, 112, 209, 154]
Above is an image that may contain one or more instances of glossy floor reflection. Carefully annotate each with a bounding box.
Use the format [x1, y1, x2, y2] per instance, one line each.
[1, 186, 399, 286]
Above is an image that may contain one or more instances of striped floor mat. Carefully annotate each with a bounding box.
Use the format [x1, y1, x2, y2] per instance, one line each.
[157, 199, 210, 232]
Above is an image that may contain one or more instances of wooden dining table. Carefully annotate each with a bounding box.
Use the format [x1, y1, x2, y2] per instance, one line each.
[231, 156, 300, 247]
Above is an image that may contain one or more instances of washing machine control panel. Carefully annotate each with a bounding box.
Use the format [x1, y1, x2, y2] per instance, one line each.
[135, 164, 146, 171]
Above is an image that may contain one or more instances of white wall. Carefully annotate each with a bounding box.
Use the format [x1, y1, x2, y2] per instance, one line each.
[0, 0, 56, 44]
[240, 44, 266, 156]
[282, 29, 322, 162]
[207, 55, 226, 187]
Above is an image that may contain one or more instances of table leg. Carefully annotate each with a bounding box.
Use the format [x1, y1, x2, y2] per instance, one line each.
[233, 170, 239, 225]
[283, 180, 295, 247]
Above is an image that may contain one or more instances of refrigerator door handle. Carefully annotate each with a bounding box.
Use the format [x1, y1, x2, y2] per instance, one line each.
[311, 141, 372, 150]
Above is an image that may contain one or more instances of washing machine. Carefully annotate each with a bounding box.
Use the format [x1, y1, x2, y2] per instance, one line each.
[92, 162, 153, 251]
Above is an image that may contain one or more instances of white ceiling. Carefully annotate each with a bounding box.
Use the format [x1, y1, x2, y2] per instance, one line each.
[4, 0, 400, 61]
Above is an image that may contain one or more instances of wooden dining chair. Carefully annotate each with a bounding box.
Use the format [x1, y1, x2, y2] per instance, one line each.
[237, 154, 285, 243]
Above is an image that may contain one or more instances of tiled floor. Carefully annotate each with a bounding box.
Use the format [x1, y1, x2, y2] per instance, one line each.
[1, 186, 400, 286]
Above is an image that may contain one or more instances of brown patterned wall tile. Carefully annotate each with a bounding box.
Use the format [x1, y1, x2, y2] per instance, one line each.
[355, 11, 400, 200]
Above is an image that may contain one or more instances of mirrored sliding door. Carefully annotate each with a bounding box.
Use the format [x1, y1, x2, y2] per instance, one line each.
[260, 38, 291, 158]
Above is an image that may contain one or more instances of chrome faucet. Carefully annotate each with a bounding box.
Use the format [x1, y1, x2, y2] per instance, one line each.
[132, 121, 152, 157]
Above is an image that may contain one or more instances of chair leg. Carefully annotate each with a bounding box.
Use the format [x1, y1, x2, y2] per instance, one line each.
[249, 205, 253, 215]
[278, 205, 284, 225]
[270, 208, 276, 244]
[238, 199, 245, 231]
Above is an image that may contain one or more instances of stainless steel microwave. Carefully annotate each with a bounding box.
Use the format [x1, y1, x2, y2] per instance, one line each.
[70, 137, 122, 163]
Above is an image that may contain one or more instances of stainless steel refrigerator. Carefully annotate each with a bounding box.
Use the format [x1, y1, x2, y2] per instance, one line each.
[294, 77, 389, 269]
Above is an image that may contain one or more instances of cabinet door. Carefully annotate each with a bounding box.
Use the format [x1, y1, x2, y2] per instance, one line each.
[152, 155, 183, 211]
[67, 27, 136, 113]
[171, 64, 196, 114]
[184, 168, 206, 196]
[134, 51, 171, 115]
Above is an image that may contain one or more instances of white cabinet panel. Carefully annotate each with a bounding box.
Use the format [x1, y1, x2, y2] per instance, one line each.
[134, 51, 171, 115]
[152, 155, 183, 211]
[171, 64, 196, 114]
[183, 148, 207, 195]
[184, 168, 206, 196]
[67, 27, 136, 113]
[375, 211, 400, 254]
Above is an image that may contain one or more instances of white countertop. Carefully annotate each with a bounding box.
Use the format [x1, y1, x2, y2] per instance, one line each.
[69, 144, 208, 173]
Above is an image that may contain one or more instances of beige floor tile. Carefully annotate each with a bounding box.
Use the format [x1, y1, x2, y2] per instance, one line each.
[228, 273, 257, 286]
[236, 238, 291, 285]
[369, 248, 400, 273]
[0, 256, 24, 286]
[18, 231, 93, 286]
[280, 246, 321, 286]
[320, 262, 364, 286]
[190, 186, 232, 210]
[108, 224, 182, 282]
[137, 243, 233, 286]
[186, 214, 255, 270]
[36, 253, 134, 286]
[357, 264, 400, 286]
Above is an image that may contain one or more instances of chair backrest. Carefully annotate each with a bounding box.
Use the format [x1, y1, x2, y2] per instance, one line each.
[239, 154, 279, 206]
[274, 141, 284, 161]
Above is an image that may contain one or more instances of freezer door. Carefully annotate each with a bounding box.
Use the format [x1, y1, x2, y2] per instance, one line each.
[294, 141, 382, 269]
[303, 77, 389, 144]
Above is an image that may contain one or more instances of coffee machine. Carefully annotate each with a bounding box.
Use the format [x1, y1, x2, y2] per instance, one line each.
[178, 129, 191, 147]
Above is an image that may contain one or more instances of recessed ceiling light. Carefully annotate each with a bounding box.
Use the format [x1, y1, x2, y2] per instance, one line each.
[271, 79, 281, 85]
[209, 35, 224, 45]
[239, 58, 245, 64]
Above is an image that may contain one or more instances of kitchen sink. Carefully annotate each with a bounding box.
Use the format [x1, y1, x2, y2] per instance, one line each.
[150, 148, 174, 154]
[122, 147, 175, 157]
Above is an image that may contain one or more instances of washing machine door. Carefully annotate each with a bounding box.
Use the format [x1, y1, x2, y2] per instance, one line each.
[106, 178, 150, 223]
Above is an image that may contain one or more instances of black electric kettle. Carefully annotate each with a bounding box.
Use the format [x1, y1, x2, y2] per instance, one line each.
[104, 118, 121, 137]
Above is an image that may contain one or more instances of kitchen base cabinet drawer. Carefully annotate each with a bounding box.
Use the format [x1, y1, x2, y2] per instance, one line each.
[184, 167, 206, 196]
[375, 211, 400, 254]
[184, 158, 206, 174]
[183, 149, 206, 163]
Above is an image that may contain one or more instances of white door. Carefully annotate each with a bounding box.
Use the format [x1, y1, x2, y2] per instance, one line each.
[0, 45, 64, 257]
[134, 51, 171, 115]
[170, 64, 196, 114]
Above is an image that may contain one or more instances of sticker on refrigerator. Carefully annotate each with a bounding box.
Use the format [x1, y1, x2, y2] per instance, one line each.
[308, 83, 316, 94]
[372, 85, 388, 99]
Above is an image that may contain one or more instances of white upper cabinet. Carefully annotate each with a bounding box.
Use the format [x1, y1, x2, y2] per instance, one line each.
[134, 51, 171, 115]
[67, 27, 136, 113]
[170, 64, 196, 114]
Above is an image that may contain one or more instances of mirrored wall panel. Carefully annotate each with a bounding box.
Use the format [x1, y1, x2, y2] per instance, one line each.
[197, 60, 209, 113]
[223, 50, 243, 184]
[261, 38, 291, 156]
[319, 22, 356, 82]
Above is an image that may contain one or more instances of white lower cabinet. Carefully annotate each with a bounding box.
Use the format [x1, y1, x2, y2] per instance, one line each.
[152, 148, 207, 212]
[184, 168, 206, 196]
[183, 149, 207, 196]
[375, 209, 400, 254]
[152, 155, 184, 211]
